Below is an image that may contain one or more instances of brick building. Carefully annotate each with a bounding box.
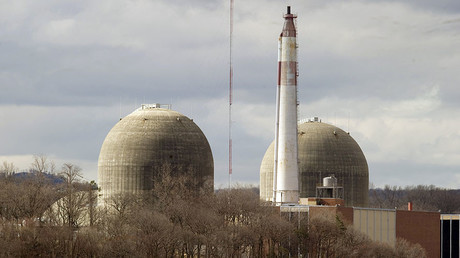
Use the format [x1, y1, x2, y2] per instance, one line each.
[280, 205, 440, 257]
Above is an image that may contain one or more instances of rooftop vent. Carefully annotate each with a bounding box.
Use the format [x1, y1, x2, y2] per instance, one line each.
[140, 104, 172, 110]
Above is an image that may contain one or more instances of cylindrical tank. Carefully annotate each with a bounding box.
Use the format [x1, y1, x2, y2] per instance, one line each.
[98, 105, 214, 201]
[260, 121, 369, 207]
[323, 176, 337, 187]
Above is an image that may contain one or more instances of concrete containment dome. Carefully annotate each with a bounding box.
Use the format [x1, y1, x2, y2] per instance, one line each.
[260, 121, 369, 207]
[98, 104, 213, 201]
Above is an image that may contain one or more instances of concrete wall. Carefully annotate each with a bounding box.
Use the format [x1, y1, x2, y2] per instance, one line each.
[353, 208, 396, 246]
[98, 107, 214, 202]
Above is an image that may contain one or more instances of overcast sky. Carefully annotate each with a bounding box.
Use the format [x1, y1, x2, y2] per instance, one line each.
[1, 0, 460, 188]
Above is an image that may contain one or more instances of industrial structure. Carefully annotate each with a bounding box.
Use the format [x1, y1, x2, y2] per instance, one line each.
[441, 214, 460, 258]
[261, 120, 369, 207]
[316, 175, 344, 200]
[262, 6, 368, 207]
[97, 104, 214, 202]
[280, 205, 441, 258]
[260, 6, 449, 257]
[272, 6, 300, 204]
[94, 6, 455, 258]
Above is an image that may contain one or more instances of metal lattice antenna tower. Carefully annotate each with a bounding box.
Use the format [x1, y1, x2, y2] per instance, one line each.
[228, 0, 234, 188]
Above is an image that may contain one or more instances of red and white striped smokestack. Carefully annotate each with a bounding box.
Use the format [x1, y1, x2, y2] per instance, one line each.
[273, 6, 299, 204]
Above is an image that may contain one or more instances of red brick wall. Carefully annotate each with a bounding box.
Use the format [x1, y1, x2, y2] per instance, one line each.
[337, 206, 354, 224]
[396, 210, 440, 258]
[309, 206, 338, 218]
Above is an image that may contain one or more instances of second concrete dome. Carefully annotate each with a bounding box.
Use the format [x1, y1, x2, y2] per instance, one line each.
[260, 121, 369, 207]
[98, 105, 213, 201]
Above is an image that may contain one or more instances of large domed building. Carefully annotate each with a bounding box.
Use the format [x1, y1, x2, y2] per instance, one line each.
[98, 104, 213, 201]
[260, 119, 369, 207]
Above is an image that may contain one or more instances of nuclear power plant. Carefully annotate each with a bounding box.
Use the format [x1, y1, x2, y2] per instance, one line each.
[94, 6, 369, 208]
[86, 6, 445, 257]
[1, 4, 454, 257]
[263, 6, 369, 207]
[94, 6, 370, 207]
[256, 8, 442, 257]
[260, 119, 369, 207]
[73, 6, 451, 258]
[97, 104, 213, 201]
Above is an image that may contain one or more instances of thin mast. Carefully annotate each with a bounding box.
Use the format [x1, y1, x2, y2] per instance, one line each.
[228, 0, 234, 188]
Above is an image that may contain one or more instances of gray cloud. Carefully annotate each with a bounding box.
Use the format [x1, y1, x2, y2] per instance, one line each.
[1, 0, 459, 188]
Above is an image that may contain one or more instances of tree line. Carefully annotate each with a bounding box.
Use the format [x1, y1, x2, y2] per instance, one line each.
[0, 157, 426, 257]
[369, 184, 460, 213]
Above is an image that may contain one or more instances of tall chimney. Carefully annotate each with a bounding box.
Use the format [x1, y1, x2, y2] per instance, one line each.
[273, 6, 299, 204]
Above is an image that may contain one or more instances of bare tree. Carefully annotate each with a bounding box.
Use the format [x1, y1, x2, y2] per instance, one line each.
[54, 163, 87, 228]
[298, 211, 400, 258]
[30, 154, 55, 174]
[370, 184, 460, 213]
[0, 161, 17, 178]
[0, 169, 56, 223]
[1, 162, 438, 257]
[395, 238, 427, 258]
